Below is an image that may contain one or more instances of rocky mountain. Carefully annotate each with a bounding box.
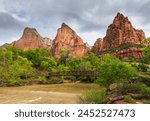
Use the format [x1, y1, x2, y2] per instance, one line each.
[91, 38, 103, 53]
[51, 23, 90, 58]
[92, 12, 145, 58]
[11, 27, 52, 50]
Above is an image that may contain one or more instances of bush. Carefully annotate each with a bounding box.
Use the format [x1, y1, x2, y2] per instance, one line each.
[79, 88, 107, 104]
[143, 47, 150, 64]
[119, 83, 144, 95]
[137, 64, 148, 72]
[123, 96, 134, 103]
[43, 77, 63, 84]
[140, 85, 150, 98]
[95, 54, 137, 87]
[138, 75, 150, 86]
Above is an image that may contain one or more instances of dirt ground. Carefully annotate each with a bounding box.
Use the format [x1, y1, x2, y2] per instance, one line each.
[0, 83, 99, 104]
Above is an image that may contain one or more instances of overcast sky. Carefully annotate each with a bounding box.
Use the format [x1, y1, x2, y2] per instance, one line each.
[0, 0, 150, 46]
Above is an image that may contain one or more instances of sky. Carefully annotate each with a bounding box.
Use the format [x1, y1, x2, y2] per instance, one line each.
[0, 0, 150, 46]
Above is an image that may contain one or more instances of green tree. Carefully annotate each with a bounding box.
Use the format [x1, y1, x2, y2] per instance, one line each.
[6, 46, 23, 60]
[57, 65, 70, 72]
[83, 53, 100, 70]
[10, 56, 35, 79]
[58, 50, 70, 65]
[23, 48, 50, 67]
[68, 57, 82, 71]
[144, 38, 150, 44]
[40, 57, 57, 71]
[95, 54, 137, 88]
[143, 47, 150, 64]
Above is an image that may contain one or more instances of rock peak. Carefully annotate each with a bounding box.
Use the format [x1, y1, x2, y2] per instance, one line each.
[11, 27, 52, 50]
[23, 27, 40, 38]
[113, 12, 130, 25]
[61, 23, 70, 28]
[51, 24, 90, 58]
[92, 13, 145, 59]
[116, 12, 124, 17]
[24, 27, 38, 33]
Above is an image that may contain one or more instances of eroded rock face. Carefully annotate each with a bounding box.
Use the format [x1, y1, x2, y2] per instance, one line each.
[12, 27, 52, 50]
[114, 48, 143, 59]
[92, 12, 145, 58]
[43, 37, 53, 49]
[91, 38, 103, 53]
[51, 23, 90, 58]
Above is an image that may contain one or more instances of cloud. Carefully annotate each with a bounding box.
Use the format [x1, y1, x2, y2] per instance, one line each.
[0, 11, 26, 30]
[0, 0, 150, 45]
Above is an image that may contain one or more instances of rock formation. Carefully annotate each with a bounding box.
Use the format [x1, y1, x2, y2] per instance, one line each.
[12, 27, 52, 50]
[51, 23, 90, 58]
[91, 38, 103, 53]
[92, 12, 145, 58]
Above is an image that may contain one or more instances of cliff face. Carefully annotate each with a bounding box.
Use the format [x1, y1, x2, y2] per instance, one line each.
[51, 23, 90, 58]
[92, 12, 145, 58]
[12, 27, 52, 50]
[91, 38, 103, 53]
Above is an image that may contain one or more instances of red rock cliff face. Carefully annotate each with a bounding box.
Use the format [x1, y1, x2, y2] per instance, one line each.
[91, 38, 103, 53]
[51, 23, 90, 58]
[12, 27, 52, 50]
[92, 12, 145, 58]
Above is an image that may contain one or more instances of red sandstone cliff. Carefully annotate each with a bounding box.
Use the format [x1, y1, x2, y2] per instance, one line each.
[51, 23, 90, 58]
[12, 27, 52, 50]
[92, 12, 145, 58]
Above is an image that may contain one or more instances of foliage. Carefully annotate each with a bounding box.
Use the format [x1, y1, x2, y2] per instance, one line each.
[58, 50, 70, 65]
[119, 83, 143, 95]
[40, 57, 57, 71]
[144, 38, 150, 44]
[137, 63, 148, 72]
[143, 47, 150, 64]
[83, 53, 100, 70]
[57, 64, 70, 72]
[80, 88, 107, 104]
[138, 72, 150, 86]
[123, 96, 134, 103]
[141, 85, 150, 98]
[43, 77, 63, 84]
[23, 48, 50, 67]
[95, 54, 137, 87]
[68, 57, 82, 71]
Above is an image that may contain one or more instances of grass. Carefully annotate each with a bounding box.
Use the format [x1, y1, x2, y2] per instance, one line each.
[79, 88, 107, 104]
[123, 96, 134, 103]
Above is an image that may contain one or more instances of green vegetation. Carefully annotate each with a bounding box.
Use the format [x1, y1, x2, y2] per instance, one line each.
[0, 45, 150, 104]
[144, 38, 150, 44]
[79, 88, 106, 104]
[143, 47, 150, 64]
[96, 43, 143, 55]
[95, 54, 137, 88]
[123, 96, 134, 103]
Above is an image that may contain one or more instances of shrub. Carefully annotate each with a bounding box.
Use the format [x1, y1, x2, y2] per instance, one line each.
[137, 63, 148, 72]
[123, 96, 134, 103]
[138, 75, 150, 86]
[43, 77, 63, 84]
[79, 88, 107, 104]
[95, 54, 137, 88]
[140, 85, 150, 98]
[143, 47, 150, 64]
[119, 83, 144, 95]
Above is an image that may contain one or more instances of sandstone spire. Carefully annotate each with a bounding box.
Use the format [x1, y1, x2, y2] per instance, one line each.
[51, 23, 90, 58]
[92, 12, 145, 58]
[12, 27, 52, 50]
